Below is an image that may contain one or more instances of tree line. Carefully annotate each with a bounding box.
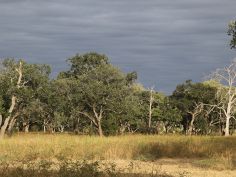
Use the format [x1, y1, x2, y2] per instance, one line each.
[0, 20, 235, 138]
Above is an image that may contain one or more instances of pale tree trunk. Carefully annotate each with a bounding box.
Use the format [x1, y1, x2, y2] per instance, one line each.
[93, 105, 103, 136]
[0, 96, 16, 139]
[187, 103, 203, 136]
[97, 120, 103, 136]
[23, 118, 30, 133]
[224, 94, 233, 136]
[0, 114, 2, 127]
[43, 119, 47, 133]
[0, 61, 23, 139]
[78, 105, 104, 136]
[58, 125, 64, 133]
[225, 113, 231, 136]
[119, 122, 128, 135]
[7, 113, 19, 135]
[24, 124, 29, 133]
[212, 61, 236, 137]
[7, 118, 17, 135]
[148, 88, 154, 130]
[188, 114, 195, 136]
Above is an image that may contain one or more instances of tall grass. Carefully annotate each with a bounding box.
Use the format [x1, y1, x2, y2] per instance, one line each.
[0, 133, 236, 170]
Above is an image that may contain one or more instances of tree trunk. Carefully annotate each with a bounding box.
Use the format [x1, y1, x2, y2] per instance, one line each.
[59, 125, 64, 133]
[23, 119, 30, 133]
[0, 114, 2, 127]
[148, 88, 154, 131]
[0, 62, 23, 139]
[0, 96, 16, 139]
[24, 124, 29, 133]
[225, 114, 230, 136]
[188, 114, 195, 136]
[7, 117, 17, 135]
[0, 117, 10, 139]
[43, 119, 46, 133]
[74, 117, 80, 134]
[97, 120, 103, 136]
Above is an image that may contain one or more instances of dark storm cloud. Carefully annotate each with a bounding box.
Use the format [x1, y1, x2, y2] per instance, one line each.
[0, 0, 235, 93]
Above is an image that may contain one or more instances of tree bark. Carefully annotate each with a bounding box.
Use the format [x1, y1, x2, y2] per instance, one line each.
[0, 62, 23, 139]
[74, 117, 80, 134]
[0, 96, 16, 139]
[225, 114, 230, 136]
[22, 117, 30, 133]
[78, 105, 104, 136]
[7, 116, 17, 135]
[188, 114, 195, 136]
[148, 88, 154, 131]
[97, 120, 103, 136]
[43, 119, 47, 133]
[0, 114, 2, 127]
[24, 124, 29, 133]
[93, 106, 104, 136]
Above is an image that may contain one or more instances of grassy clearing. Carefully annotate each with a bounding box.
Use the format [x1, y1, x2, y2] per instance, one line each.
[0, 133, 236, 176]
[0, 160, 173, 177]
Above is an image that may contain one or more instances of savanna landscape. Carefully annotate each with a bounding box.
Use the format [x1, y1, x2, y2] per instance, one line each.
[1, 1, 236, 177]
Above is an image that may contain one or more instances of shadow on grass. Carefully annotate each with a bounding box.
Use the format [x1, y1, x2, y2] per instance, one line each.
[136, 138, 236, 169]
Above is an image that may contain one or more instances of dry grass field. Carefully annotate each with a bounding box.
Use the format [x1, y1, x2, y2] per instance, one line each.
[0, 134, 236, 176]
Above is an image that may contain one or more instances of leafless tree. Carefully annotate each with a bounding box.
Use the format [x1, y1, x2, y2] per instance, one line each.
[211, 60, 236, 136]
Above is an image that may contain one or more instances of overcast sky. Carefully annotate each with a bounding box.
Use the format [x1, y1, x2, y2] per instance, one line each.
[0, 0, 235, 94]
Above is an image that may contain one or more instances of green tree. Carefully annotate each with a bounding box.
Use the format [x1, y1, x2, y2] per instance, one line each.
[156, 97, 182, 134]
[0, 59, 23, 138]
[57, 52, 139, 136]
[228, 20, 236, 49]
[171, 80, 217, 135]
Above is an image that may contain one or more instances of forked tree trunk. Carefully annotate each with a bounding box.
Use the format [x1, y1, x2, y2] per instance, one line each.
[7, 114, 18, 135]
[93, 106, 104, 137]
[0, 96, 16, 139]
[0, 117, 11, 139]
[0, 62, 23, 139]
[97, 120, 103, 136]
[187, 103, 203, 136]
[78, 105, 104, 136]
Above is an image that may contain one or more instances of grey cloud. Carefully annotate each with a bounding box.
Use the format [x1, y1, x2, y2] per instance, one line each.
[0, 0, 235, 94]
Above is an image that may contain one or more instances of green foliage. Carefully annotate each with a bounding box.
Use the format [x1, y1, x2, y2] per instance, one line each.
[228, 20, 236, 49]
[0, 51, 233, 136]
[59, 52, 109, 78]
[171, 80, 217, 133]
[156, 97, 182, 133]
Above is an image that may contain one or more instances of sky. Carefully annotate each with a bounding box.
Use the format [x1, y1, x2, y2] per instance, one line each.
[0, 0, 235, 94]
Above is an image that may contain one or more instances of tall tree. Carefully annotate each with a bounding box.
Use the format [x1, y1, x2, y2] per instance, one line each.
[77, 64, 135, 136]
[171, 80, 217, 135]
[211, 61, 236, 136]
[0, 59, 23, 138]
[58, 52, 139, 136]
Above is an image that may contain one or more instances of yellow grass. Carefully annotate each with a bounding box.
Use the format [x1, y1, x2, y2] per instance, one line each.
[0, 133, 235, 169]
